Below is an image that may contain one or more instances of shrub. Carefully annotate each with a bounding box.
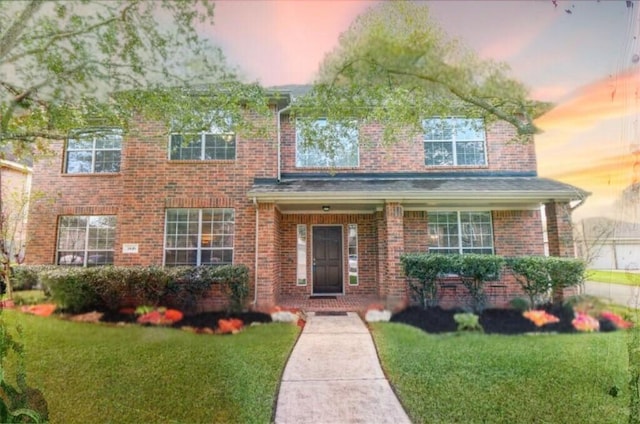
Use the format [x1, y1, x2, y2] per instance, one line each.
[509, 297, 530, 311]
[506, 256, 553, 308]
[40, 268, 101, 313]
[545, 257, 585, 297]
[453, 312, 483, 332]
[401, 254, 455, 309]
[215, 265, 250, 313]
[454, 254, 505, 313]
[10, 266, 40, 291]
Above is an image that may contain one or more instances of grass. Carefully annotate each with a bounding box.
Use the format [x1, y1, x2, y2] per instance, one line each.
[371, 322, 630, 424]
[2, 311, 299, 423]
[587, 269, 640, 286]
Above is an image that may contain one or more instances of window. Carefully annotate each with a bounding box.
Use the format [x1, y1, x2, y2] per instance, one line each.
[297, 225, 307, 286]
[428, 211, 494, 254]
[164, 208, 234, 266]
[423, 118, 486, 166]
[348, 224, 358, 285]
[169, 133, 235, 160]
[296, 119, 359, 167]
[65, 128, 122, 173]
[169, 114, 235, 160]
[57, 216, 116, 266]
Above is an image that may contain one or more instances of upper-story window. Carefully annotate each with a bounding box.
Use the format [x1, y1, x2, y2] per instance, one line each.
[65, 128, 122, 174]
[169, 114, 235, 160]
[423, 118, 486, 166]
[296, 119, 359, 167]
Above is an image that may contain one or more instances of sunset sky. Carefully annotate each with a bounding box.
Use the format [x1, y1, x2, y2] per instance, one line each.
[207, 0, 639, 221]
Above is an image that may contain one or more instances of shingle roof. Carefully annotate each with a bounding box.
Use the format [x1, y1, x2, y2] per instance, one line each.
[248, 176, 587, 202]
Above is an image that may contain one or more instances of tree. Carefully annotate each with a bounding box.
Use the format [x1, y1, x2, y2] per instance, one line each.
[0, 0, 270, 159]
[293, 1, 551, 147]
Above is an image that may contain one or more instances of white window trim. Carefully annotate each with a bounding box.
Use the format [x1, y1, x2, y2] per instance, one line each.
[295, 118, 360, 168]
[423, 118, 487, 167]
[65, 128, 123, 174]
[428, 211, 495, 255]
[296, 224, 307, 286]
[163, 208, 235, 266]
[56, 215, 116, 266]
[168, 132, 236, 161]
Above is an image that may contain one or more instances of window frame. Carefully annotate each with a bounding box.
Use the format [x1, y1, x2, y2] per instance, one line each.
[56, 215, 116, 266]
[295, 118, 359, 168]
[168, 132, 236, 161]
[64, 128, 123, 174]
[428, 211, 494, 255]
[296, 224, 307, 286]
[423, 118, 487, 167]
[163, 208, 235, 266]
[348, 224, 358, 286]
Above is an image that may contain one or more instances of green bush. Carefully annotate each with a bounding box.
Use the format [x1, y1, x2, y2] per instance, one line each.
[401, 253, 455, 309]
[455, 254, 505, 313]
[546, 257, 586, 293]
[506, 256, 553, 308]
[453, 312, 483, 332]
[40, 268, 101, 313]
[215, 265, 250, 313]
[10, 266, 39, 291]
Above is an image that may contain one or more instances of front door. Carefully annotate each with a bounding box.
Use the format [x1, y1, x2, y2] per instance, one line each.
[312, 226, 343, 294]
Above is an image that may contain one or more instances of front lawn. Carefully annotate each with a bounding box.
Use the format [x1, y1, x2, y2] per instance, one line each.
[371, 323, 629, 424]
[2, 311, 299, 423]
[588, 269, 640, 286]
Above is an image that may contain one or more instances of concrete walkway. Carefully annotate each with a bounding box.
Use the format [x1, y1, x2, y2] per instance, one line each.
[275, 312, 411, 424]
[584, 281, 640, 308]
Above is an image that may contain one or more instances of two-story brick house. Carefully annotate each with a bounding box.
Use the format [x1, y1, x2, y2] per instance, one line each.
[25, 88, 586, 311]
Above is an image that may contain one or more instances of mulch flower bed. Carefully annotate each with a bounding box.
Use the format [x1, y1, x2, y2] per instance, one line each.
[390, 305, 620, 335]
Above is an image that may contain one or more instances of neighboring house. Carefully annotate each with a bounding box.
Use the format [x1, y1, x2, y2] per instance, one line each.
[0, 155, 33, 265]
[577, 217, 640, 271]
[25, 88, 586, 310]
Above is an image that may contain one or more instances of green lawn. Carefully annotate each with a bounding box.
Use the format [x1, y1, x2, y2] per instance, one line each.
[587, 269, 640, 286]
[2, 311, 299, 423]
[372, 323, 630, 424]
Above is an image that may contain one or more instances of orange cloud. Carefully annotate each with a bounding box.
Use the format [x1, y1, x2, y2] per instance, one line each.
[536, 68, 640, 131]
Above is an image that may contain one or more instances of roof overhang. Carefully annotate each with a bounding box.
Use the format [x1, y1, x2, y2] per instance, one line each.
[247, 176, 589, 214]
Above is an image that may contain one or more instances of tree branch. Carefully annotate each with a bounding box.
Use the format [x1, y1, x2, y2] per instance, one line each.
[0, 0, 43, 62]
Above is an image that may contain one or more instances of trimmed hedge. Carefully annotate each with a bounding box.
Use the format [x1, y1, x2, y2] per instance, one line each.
[16, 264, 250, 314]
[402, 253, 585, 311]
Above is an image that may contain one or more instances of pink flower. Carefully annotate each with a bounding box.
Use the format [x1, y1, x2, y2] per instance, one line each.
[600, 311, 633, 329]
[523, 310, 560, 327]
[572, 312, 600, 332]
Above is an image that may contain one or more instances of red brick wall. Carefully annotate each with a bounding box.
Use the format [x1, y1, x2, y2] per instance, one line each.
[280, 118, 536, 174]
[26, 109, 278, 294]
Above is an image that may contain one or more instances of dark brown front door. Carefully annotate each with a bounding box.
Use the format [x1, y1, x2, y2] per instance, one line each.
[312, 226, 343, 294]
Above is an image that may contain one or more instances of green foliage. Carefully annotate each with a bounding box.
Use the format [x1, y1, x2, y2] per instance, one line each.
[506, 256, 553, 308]
[9, 267, 40, 291]
[508, 297, 530, 312]
[0, 0, 272, 157]
[0, 314, 48, 422]
[215, 265, 250, 313]
[453, 312, 483, 332]
[455, 254, 505, 313]
[545, 257, 586, 292]
[401, 253, 455, 309]
[40, 268, 100, 314]
[293, 1, 550, 152]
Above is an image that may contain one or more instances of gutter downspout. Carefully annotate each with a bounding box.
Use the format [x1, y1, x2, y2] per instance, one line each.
[277, 105, 291, 182]
[253, 196, 259, 306]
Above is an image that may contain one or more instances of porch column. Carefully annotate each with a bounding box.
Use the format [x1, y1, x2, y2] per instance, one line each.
[545, 201, 577, 301]
[256, 202, 279, 308]
[384, 202, 408, 310]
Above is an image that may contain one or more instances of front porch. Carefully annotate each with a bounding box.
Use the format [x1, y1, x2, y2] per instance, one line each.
[276, 294, 382, 313]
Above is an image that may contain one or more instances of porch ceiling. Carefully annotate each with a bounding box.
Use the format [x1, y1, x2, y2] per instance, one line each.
[248, 176, 589, 213]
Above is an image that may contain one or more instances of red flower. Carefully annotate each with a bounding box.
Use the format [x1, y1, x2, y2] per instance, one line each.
[600, 311, 633, 329]
[523, 310, 560, 327]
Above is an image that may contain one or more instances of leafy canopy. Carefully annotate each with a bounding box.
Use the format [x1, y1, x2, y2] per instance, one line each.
[293, 1, 551, 146]
[0, 0, 270, 158]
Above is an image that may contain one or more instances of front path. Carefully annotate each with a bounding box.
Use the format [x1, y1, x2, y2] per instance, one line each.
[275, 312, 411, 424]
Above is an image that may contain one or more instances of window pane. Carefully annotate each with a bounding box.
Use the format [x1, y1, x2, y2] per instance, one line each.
[57, 215, 115, 266]
[296, 119, 358, 167]
[204, 134, 236, 160]
[297, 225, 307, 286]
[66, 151, 93, 173]
[455, 119, 484, 141]
[170, 134, 202, 160]
[456, 141, 485, 166]
[425, 142, 454, 166]
[94, 150, 121, 172]
[348, 224, 358, 286]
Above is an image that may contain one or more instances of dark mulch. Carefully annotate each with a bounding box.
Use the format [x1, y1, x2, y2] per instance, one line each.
[391, 304, 618, 335]
[99, 310, 272, 330]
